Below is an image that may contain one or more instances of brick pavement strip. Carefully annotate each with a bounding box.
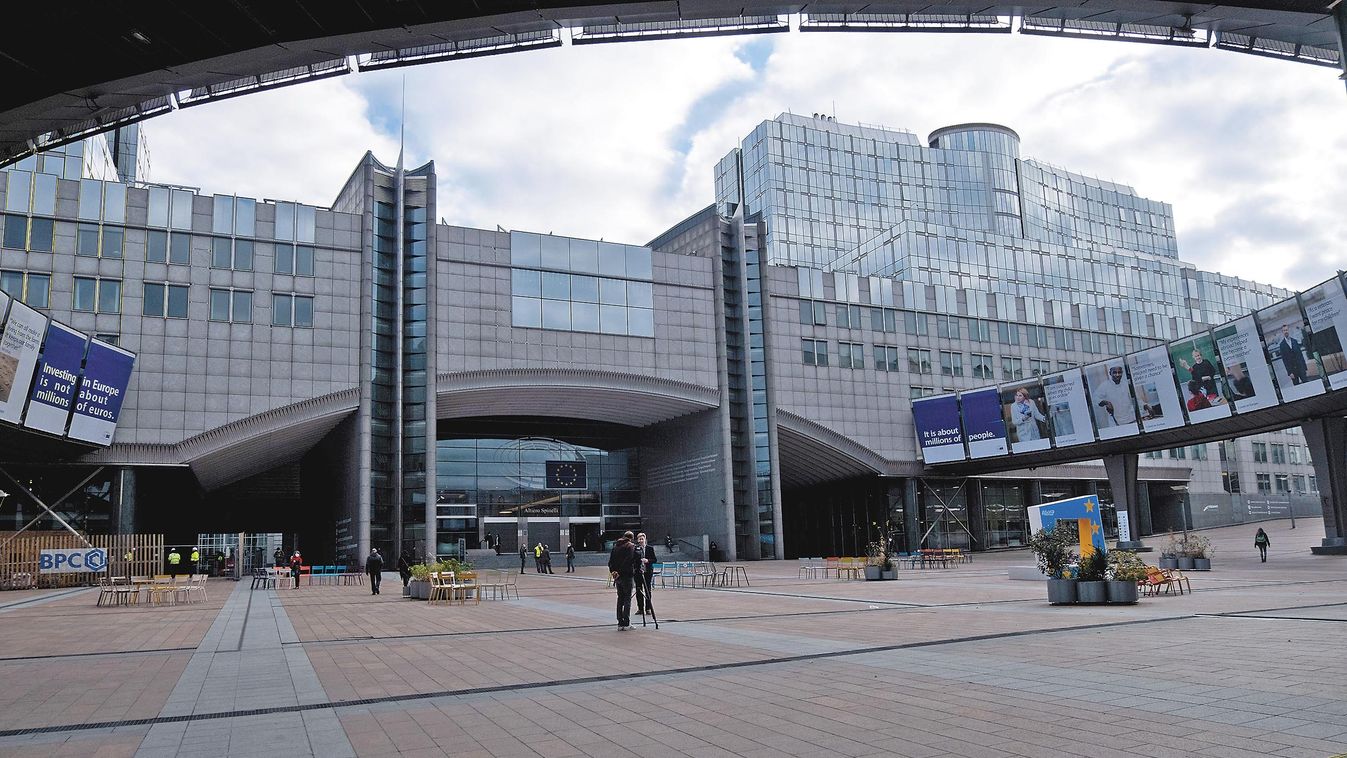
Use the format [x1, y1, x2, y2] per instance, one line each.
[0, 522, 1341, 757]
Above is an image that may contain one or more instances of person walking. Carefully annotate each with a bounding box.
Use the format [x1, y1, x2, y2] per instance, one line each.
[167, 548, 182, 577]
[274, 547, 285, 567]
[290, 550, 303, 588]
[1254, 528, 1270, 562]
[366, 548, 384, 595]
[607, 531, 639, 630]
[565, 543, 575, 572]
[519, 544, 527, 574]
[634, 533, 656, 615]
[397, 552, 413, 589]
[541, 544, 554, 574]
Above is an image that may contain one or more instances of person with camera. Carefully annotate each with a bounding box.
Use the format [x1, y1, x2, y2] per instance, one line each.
[634, 532, 656, 615]
[607, 531, 640, 630]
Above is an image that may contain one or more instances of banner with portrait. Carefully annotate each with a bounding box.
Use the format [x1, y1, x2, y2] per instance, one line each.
[999, 381, 1051, 453]
[1041, 368, 1095, 447]
[1257, 296, 1325, 403]
[1298, 275, 1347, 391]
[1125, 346, 1184, 433]
[1167, 331, 1233, 424]
[0, 299, 48, 426]
[1082, 358, 1140, 439]
[1211, 315, 1279, 413]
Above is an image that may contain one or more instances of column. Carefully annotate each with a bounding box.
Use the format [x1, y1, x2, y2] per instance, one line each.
[1301, 417, 1347, 553]
[966, 479, 987, 552]
[902, 479, 920, 553]
[1103, 453, 1146, 548]
[113, 467, 136, 533]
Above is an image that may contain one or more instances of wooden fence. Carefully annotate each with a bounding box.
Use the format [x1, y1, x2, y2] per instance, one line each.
[0, 532, 164, 589]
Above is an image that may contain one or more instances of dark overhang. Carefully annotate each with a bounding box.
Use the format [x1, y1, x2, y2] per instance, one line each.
[2, 1, 1341, 167]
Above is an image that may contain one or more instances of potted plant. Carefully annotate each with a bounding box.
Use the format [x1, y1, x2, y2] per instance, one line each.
[865, 520, 899, 580]
[408, 563, 431, 600]
[863, 542, 883, 581]
[1158, 535, 1180, 570]
[1176, 535, 1197, 571]
[1105, 549, 1144, 604]
[1029, 526, 1077, 605]
[1187, 534, 1212, 571]
[1076, 547, 1108, 604]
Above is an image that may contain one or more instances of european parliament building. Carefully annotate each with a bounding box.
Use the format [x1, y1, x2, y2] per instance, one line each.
[0, 113, 1324, 563]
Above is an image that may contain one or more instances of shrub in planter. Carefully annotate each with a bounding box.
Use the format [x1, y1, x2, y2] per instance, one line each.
[1105, 550, 1145, 604]
[407, 563, 432, 600]
[1158, 535, 1180, 569]
[1076, 548, 1108, 604]
[1029, 527, 1078, 604]
[1186, 534, 1213, 570]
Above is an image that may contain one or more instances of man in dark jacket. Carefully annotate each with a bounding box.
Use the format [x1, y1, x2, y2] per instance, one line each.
[634, 532, 656, 615]
[607, 531, 639, 630]
[397, 552, 413, 588]
[366, 548, 384, 595]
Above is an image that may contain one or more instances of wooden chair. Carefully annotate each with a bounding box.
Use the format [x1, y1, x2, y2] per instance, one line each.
[428, 572, 453, 605]
[1162, 568, 1191, 595]
[452, 571, 480, 604]
[1140, 567, 1175, 596]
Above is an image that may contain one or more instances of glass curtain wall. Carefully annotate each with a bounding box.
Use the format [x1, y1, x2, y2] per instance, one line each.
[918, 480, 972, 550]
[981, 481, 1027, 548]
[369, 198, 398, 556]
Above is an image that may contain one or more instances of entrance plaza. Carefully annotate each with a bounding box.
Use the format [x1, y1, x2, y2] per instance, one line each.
[0, 522, 1343, 758]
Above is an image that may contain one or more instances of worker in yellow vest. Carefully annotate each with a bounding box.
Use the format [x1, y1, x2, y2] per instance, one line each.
[167, 548, 182, 576]
[190, 548, 200, 577]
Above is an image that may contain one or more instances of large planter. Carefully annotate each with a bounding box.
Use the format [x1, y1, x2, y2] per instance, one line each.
[863, 566, 881, 581]
[1077, 580, 1108, 604]
[408, 579, 430, 600]
[881, 569, 897, 581]
[1046, 578, 1078, 605]
[1177, 557, 1196, 570]
[402, 584, 411, 597]
[1106, 580, 1139, 604]
[1158, 557, 1178, 569]
[1192, 558, 1211, 571]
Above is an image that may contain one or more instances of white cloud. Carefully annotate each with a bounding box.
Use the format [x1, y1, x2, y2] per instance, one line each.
[141, 29, 1347, 289]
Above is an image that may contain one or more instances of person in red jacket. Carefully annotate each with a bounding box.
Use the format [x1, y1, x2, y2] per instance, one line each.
[289, 550, 303, 588]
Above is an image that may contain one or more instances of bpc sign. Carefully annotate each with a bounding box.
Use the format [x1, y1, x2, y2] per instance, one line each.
[38, 548, 109, 574]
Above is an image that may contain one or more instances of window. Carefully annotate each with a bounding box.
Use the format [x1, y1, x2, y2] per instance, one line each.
[271, 293, 315, 327]
[969, 319, 991, 342]
[1274, 474, 1290, 494]
[1223, 471, 1241, 494]
[1057, 360, 1079, 371]
[1002, 357, 1024, 381]
[1292, 475, 1307, 494]
[1144, 450, 1163, 459]
[142, 283, 189, 318]
[0, 270, 50, 308]
[836, 304, 861, 329]
[211, 237, 254, 271]
[1219, 441, 1237, 462]
[939, 350, 963, 377]
[908, 348, 932, 374]
[1255, 473, 1271, 494]
[1029, 359, 1051, 377]
[1026, 325, 1047, 348]
[2, 214, 24, 249]
[511, 261, 654, 338]
[1053, 328, 1073, 350]
[902, 312, 928, 336]
[971, 353, 994, 380]
[209, 288, 252, 323]
[909, 386, 935, 399]
[77, 224, 124, 258]
[274, 244, 316, 276]
[873, 345, 899, 371]
[1190, 444, 1207, 461]
[1288, 445, 1302, 465]
[799, 300, 826, 326]
[1168, 447, 1186, 460]
[1310, 475, 1318, 493]
[935, 316, 959, 339]
[838, 341, 864, 369]
[28, 218, 53, 252]
[1252, 442, 1268, 463]
[802, 338, 828, 366]
[94, 333, 119, 346]
[74, 276, 120, 313]
[996, 322, 1019, 345]
[871, 307, 897, 332]
[1270, 444, 1286, 465]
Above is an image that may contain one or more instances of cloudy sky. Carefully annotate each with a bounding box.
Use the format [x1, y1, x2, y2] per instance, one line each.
[144, 27, 1347, 292]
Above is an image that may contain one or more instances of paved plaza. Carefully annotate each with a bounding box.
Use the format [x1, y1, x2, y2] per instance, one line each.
[0, 521, 1343, 758]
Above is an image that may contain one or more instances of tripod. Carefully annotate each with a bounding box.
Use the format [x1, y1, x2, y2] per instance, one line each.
[637, 571, 659, 629]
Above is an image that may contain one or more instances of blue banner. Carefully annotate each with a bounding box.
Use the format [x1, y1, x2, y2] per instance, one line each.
[67, 339, 136, 445]
[960, 387, 1008, 459]
[23, 323, 87, 436]
[911, 394, 965, 463]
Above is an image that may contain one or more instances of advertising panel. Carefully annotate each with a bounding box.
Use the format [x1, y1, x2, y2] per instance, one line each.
[1257, 296, 1325, 403]
[1125, 345, 1184, 433]
[1211, 315, 1279, 413]
[911, 394, 965, 464]
[999, 381, 1051, 453]
[960, 387, 1009, 459]
[38, 548, 109, 574]
[23, 322, 87, 436]
[1167, 331, 1233, 424]
[1298, 275, 1347, 391]
[1082, 358, 1139, 439]
[1041, 368, 1095, 447]
[0, 300, 48, 425]
[67, 339, 136, 445]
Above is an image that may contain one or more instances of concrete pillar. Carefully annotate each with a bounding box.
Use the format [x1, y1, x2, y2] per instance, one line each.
[1103, 453, 1146, 548]
[1026, 479, 1043, 507]
[902, 479, 920, 553]
[113, 467, 136, 534]
[966, 480, 987, 551]
[1135, 480, 1153, 537]
[1301, 416, 1347, 553]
